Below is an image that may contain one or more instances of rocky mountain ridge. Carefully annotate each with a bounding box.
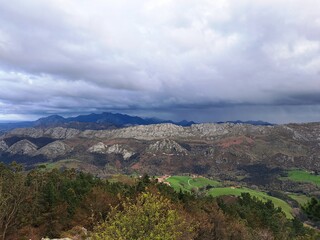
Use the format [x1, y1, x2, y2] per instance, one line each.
[3, 123, 273, 140]
[0, 122, 320, 176]
[4, 139, 72, 159]
[35, 141, 72, 158]
[7, 139, 38, 156]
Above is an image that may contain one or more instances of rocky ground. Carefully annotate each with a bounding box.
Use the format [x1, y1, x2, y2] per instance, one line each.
[0, 122, 320, 178]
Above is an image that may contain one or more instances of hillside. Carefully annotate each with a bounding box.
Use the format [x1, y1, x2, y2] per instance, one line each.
[1, 166, 318, 239]
[1, 121, 320, 236]
[0, 122, 319, 178]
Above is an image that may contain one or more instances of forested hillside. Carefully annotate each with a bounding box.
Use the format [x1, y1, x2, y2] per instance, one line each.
[0, 163, 319, 240]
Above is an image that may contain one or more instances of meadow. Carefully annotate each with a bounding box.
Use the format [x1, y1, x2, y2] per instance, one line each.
[288, 194, 310, 206]
[166, 175, 221, 192]
[284, 170, 320, 186]
[166, 175, 293, 219]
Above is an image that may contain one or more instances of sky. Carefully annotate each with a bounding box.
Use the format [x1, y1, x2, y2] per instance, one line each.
[0, 0, 320, 123]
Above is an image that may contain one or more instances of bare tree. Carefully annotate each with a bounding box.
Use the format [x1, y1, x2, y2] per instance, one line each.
[0, 163, 26, 240]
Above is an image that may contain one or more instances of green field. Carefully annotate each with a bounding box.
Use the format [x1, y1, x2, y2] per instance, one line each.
[167, 176, 293, 219]
[208, 187, 293, 219]
[283, 170, 320, 186]
[166, 176, 221, 192]
[288, 194, 310, 206]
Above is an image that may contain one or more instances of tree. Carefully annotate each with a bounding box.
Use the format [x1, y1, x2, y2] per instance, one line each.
[0, 163, 27, 240]
[91, 191, 195, 240]
[303, 197, 320, 221]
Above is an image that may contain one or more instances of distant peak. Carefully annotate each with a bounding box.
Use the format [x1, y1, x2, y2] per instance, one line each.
[34, 114, 66, 126]
[41, 114, 64, 119]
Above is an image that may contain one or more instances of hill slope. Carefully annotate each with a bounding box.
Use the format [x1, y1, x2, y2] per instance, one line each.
[0, 122, 319, 178]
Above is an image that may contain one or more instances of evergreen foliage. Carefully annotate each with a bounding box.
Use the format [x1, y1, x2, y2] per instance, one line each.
[0, 163, 318, 239]
[303, 197, 320, 221]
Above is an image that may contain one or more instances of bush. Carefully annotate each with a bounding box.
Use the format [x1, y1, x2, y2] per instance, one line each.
[91, 191, 195, 240]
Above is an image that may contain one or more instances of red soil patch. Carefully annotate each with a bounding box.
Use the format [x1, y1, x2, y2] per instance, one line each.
[131, 162, 142, 170]
[218, 136, 254, 148]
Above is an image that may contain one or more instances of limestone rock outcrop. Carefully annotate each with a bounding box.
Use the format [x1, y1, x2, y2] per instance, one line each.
[147, 139, 188, 155]
[88, 142, 134, 160]
[7, 139, 38, 155]
[0, 140, 8, 151]
[36, 141, 72, 158]
[106, 144, 135, 160]
[88, 142, 107, 153]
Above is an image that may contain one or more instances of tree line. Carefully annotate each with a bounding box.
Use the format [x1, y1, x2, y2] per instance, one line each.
[0, 162, 319, 239]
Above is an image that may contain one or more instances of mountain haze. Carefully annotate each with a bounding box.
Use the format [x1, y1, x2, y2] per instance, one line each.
[0, 112, 196, 132]
[0, 112, 275, 134]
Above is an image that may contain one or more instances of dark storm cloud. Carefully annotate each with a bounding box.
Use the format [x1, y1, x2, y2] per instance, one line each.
[0, 0, 320, 122]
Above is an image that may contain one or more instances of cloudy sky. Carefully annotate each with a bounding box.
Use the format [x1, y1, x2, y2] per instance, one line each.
[0, 0, 320, 123]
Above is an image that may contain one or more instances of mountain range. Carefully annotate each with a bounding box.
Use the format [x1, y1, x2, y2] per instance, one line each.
[0, 112, 196, 131]
[0, 120, 318, 177]
[0, 112, 273, 132]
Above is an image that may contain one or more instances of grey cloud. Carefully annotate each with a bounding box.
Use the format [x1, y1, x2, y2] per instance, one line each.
[0, 0, 319, 122]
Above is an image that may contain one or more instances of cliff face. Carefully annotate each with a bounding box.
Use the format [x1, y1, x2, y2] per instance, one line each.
[0, 122, 320, 176]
